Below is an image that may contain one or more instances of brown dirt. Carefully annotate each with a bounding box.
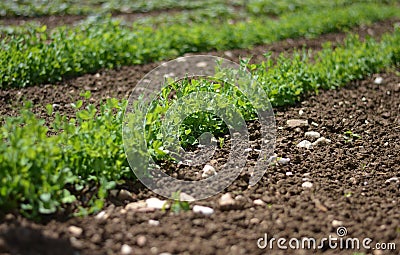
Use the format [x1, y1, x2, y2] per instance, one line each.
[0, 19, 398, 121]
[0, 19, 399, 255]
[0, 71, 399, 255]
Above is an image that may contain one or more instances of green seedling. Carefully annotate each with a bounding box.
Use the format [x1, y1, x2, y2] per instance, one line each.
[343, 130, 362, 143]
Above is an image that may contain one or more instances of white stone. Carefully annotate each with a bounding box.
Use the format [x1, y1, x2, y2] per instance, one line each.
[224, 51, 234, 58]
[297, 140, 313, 149]
[299, 109, 304, 115]
[125, 200, 146, 210]
[312, 137, 331, 146]
[95, 210, 109, 220]
[196, 61, 207, 68]
[305, 131, 321, 140]
[148, 219, 160, 226]
[68, 225, 83, 237]
[286, 119, 308, 128]
[253, 199, 266, 206]
[202, 164, 217, 178]
[179, 192, 195, 201]
[121, 244, 132, 255]
[286, 171, 293, 176]
[302, 181, 313, 188]
[277, 157, 290, 165]
[374, 76, 383, 84]
[146, 198, 167, 209]
[332, 220, 343, 228]
[385, 177, 399, 183]
[193, 205, 214, 215]
[136, 235, 147, 247]
[219, 193, 235, 207]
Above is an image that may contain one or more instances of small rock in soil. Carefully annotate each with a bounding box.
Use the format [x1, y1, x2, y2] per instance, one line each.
[121, 244, 133, 255]
[332, 220, 344, 227]
[305, 131, 321, 140]
[196, 61, 207, 68]
[286, 119, 308, 128]
[146, 197, 167, 209]
[148, 219, 160, 226]
[253, 199, 266, 206]
[202, 164, 217, 178]
[286, 171, 293, 176]
[302, 181, 313, 188]
[68, 225, 83, 237]
[250, 218, 260, 224]
[312, 137, 331, 146]
[136, 235, 147, 247]
[219, 193, 235, 209]
[95, 210, 109, 220]
[385, 177, 399, 183]
[180, 192, 195, 201]
[193, 205, 214, 215]
[374, 76, 383, 84]
[277, 157, 290, 165]
[297, 140, 313, 149]
[117, 189, 134, 201]
[224, 51, 234, 58]
[268, 154, 278, 163]
[125, 200, 146, 211]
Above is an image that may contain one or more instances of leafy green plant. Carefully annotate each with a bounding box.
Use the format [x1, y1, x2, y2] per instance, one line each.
[343, 130, 362, 143]
[1, 28, 400, 218]
[167, 192, 190, 214]
[0, 95, 131, 218]
[1, 2, 399, 88]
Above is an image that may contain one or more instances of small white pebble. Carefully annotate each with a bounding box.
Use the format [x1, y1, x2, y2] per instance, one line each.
[332, 220, 343, 227]
[202, 164, 217, 178]
[299, 109, 304, 115]
[312, 137, 331, 146]
[374, 76, 383, 84]
[286, 171, 293, 176]
[137, 235, 147, 247]
[297, 140, 313, 149]
[253, 199, 266, 206]
[68, 225, 83, 237]
[121, 244, 132, 255]
[196, 61, 207, 68]
[95, 210, 109, 220]
[148, 220, 160, 226]
[302, 181, 313, 188]
[146, 198, 167, 209]
[277, 157, 290, 165]
[305, 131, 321, 140]
[385, 177, 399, 183]
[193, 205, 214, 215]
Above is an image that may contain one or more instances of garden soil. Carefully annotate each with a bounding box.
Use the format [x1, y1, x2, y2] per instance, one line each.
[0, 19, 399, 255]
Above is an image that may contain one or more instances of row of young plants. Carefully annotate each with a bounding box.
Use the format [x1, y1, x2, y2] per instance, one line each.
[1, 28, 399, 219]
[0, 0, 233, 17]
[1, 0, 393, 18]
[1, 2, 399, 89]
[245, 0, 398, 15]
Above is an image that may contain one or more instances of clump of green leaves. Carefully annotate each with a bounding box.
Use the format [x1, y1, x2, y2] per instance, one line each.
[167, 192, 190, 214]
[1, 28, 400, 218]
[0, 93, 131, 219]
[343, 130, 362, 143]
[1, 2, 399, 88]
